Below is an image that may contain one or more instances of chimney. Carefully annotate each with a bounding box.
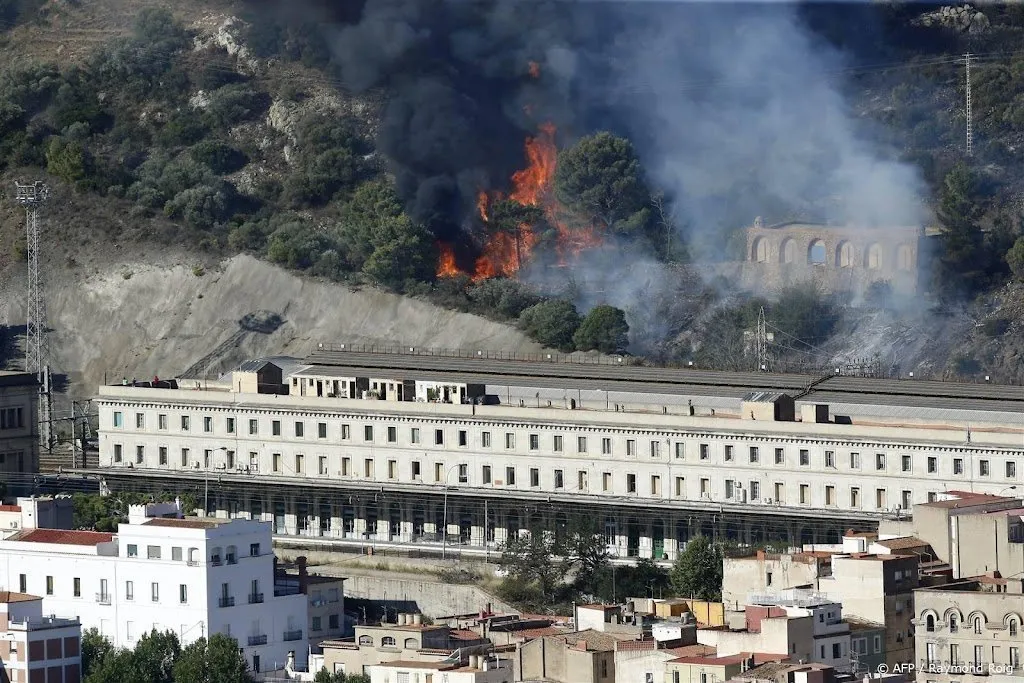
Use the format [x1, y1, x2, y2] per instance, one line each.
[297, 556, 309, 595]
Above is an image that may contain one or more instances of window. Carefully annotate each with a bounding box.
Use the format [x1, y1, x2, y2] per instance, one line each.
[136, 413, 145, 429]
[294, 421, 304, 437]
[458, 463, 468, 483]
[247, 418, 257, 435]
[530, 468, 540, 487]
[128, 544, 138, 557]
[850, 452, 860, 469]
[950, 615, 958, 632]
[159, 446, 167, 465]
[974, 617, 983, 634]
[272, 420, 281, 436]
[766, 571, 773, 587]
[410, 427, 419, 444]
[774, 482, 784, 501]
[651, 441, 661, 458]
[45, 575, 53, 595]
[799, 449, 809, 466]
[506, 467, 516, 486]
[18, 574, 26, 592]
[1008, 461, 1017, 478]
[126, 580, 134, 600]
[179, 584, 188, 604]
[113, 411, 124, 428]
[364, 425, 373, 442]
[157, 414, 167, 430]
[482, 465, 491, 484]
[675, 442, 685, 459]
[578, 436, 588, 453]
[876, 453, 886, 470]
[342, 457, 351, 476]
[701, 478, 710, 497]
[554, 435, 563, 452]
[226, 417, 235, 433]
[825, 486, 836, 506]
[181, 448, 189, 467]
[627, 473, 637, 493]
[505, 433, 515, 449]
[73, 577, 81, 597]
[981, 460, 990, 477]
[876, 488, 887, 509]
[381, 635, 396, 647]
[603, 472, 612, 491]
[435, 429, 444, 446]
[318, 422, 327, 439]
[435, 463, 443, 482]
[832, 643, 841, 659]
[675, 477, 685, 497]
[774, 448, 784, 464]
[902, 490, 912, 510]
[748, 446, 758, 463]
[358, 635, 373, 646]
[924, 456, 937, 474]
[602, 438, 612, 455]
[295, 454, 304, 474]
[136, 445, 144, 464]
[851, 487, 860, 507]
[954, 458, 964, 475]
[799, 484, 809, 504]
[273, 453, 281, 473]
[312, 616, 322, 632]
[342, 424, 351, 440]
[203, 416, 213, 433]
[412, 461, 421, 479]
[823, 450, 834, 468]
[250, 543, 260, 557]
[1012, 647, 1020, 668]
[650, 475, 662, 496]
[554, 470, 564, 489]
[114, 444, 122, 463]
[364, 459, 374, 478]
[901, 455, 912, 472]
[725, 445, 734, 461]
[147, 545, 161, 559]
[529, 434, 539, 450]
[750, 481, 760, 500]
[151, 583, 159, 602]
[1011, 619, 1019, 637]
[482, 432, 491, 448]
[459, 430, 468, 447]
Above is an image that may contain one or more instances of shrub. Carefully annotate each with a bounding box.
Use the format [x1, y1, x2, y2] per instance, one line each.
[573, 304, 629, 353]
[189, 140, 247, 174]
[157, 112, 209, 147]
[468, 278, 541, 319]
[203, 84, 270, 129]
[163, 183, 234, 230]
[980, 317, 1010, 337]
[1007, 237, 1024, 281]
[45, 136, 90, 183]
[519, 299, 581, 352]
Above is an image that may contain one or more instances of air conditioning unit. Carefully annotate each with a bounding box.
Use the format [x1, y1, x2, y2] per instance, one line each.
[215, 464, 226, 470]
[763, 498, 775, 505]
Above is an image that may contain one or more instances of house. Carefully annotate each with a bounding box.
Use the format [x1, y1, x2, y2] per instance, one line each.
[664, 652, 787, 683]
[0, 496, 74, 540]
[368, 654, 512, 683]
[0, 591, 81, 683]
[514, 630, 623, 683]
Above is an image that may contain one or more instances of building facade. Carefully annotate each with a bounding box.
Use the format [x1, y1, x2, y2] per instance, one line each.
[0, 372, 39, 487]
[914, 578, 1024, 683]
[0, 591, 81, 683]
[84, 355, 1024, 562]
[0, 503, 307, 675]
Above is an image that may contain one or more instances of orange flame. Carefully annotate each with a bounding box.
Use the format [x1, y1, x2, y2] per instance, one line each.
[438, 117, 604, 281]
[528, 61, 541, 79]
[436, 242, 460, 278]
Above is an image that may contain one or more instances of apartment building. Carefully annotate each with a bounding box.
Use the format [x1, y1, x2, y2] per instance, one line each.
[85, 350, 1024, 561]
[0, 502, 307, 675]
[368, 655, 512, 683]
[0, 591, 81, 683]
[515, 630, 621, 683]
[665, 653, 787, 683]
[0, 497, 74, 540]
[914, 576, 1024, 683]
[0, 371, 38, 486]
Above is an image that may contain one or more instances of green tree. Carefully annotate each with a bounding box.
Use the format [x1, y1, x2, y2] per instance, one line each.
[1007, 237, 1024, 281]
[125, 630, 180, 683]
[573, 305, 629, 353]
[313, 669, 370, 683]
[669, 536, 724, 601]
[360, 220, 436, 288]
[936, 163, 987, 294]
[172, 634, 251, 683]
[519, 299, 581, 352]
[555, 132, 653, 237]
[593, 558, 671, 603]
[86, 647, 135, 683]
[46, 137, 90, 184]
[771, 285, 837, 345]
[499, 526, 571, 605]
[81, 628, 113, 678]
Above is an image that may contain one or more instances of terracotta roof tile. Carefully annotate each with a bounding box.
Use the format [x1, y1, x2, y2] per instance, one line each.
[0, 591, 42, 603]
[9, 529, 113, 545]
[0, 505, 21, 512]
[143, 518, 225, 529]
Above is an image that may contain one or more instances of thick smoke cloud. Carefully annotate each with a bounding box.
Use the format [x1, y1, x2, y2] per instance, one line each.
[275, 1, 927, 350]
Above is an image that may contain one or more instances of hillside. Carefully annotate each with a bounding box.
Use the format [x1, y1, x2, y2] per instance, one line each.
[1, 0, 1024, 387]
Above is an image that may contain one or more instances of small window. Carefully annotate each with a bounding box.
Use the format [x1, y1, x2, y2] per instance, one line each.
[482, 465, 491, 484]
[203, 416, 213, 433]
[411, 461, 421, 478]
[675, 442, 684, 459]
[247, 419, 257, 435]
[554, 469, 564, 489]
[506, 467, 516, 486]
[113, 411, 124, 428]
[387, 426, 397, 443]
[578, 436, 588, 453]
[954, 458, 964, 475]
[46, 576, 53, 595]
[318, 422, 327, 439]
[151, 583, 159, 602]
[850, 452, 860, 469]
[876, 453, 886, 470]
[530, 468, 540, 487]
[774, 448, 784, 464]
[158, 414, 167, 430]
[135, 413, 145, 429]
[529, 434, 539, 450]
[981, 460, 991, 477]
[342, 424, 351, 440]
[602, 438, 612, 455]
[381, 636, 396, 647]
[272, 420, 281, 436]
[113, 444, 123, 463]
[226, 417, 235, 434]
[749, 446, 758, 463]
[410, 427, 419, 444]
[553, 435, 563, 452]
[799, 449, 809, 466]
[627, 474, 637, 493]
[127, 544, 138, 558]
[158, 447, 167, 465]
[699, 444, 709, 460]
[172, 547, 182, 561]
[1008, 461, 1017, 479]
[364, 425, 374, 442]
[627, 440, 637, 457]
[294, 421, 305, 438]
[73, 577, 81, 597]
[505, 433, 515, 449]
[126, 580, 134, 600]
[825, 451, 834, 468]
[435, 429, 444, 446]
[250, 543, 260, 557]
[146, 545, 161, 559]
[650, 441, 661, 458]
[179, 584, 188, 604]
[481, 432, 491, 448]
[902, 455, 912, 472]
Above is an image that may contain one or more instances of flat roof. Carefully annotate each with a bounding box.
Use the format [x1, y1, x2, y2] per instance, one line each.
[7, 529, 114, 545]
[301, 348, 1024, 415]
[143, 518, 227, 529]
[919, 493, 1020, 509]
[875, 537, 930, 551]
[0, 591, 42, 603]
[0, 505, 21, 512]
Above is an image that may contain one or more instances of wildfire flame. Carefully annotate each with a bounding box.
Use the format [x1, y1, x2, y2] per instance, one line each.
[436, 116, 603, 280]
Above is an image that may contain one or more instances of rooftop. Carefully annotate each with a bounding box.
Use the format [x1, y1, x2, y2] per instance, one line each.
[670, 652, 788, 666]
[0, 505, 21, 513]
[142, 517, 228, 529]
[919, 492, 1021, 510]
[557, 629, 628, 652]
[874, 536, 930, 551]
[0, 591, 42, 604]
[7, 529, 114, 546]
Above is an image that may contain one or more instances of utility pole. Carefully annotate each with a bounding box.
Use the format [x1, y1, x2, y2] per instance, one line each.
[965, 52, 973, 157]
[756, 306, 769, 372]
[15, 181, 52, 451]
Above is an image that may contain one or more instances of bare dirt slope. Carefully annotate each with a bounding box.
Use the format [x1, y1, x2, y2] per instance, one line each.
[3, 254, 544, 396]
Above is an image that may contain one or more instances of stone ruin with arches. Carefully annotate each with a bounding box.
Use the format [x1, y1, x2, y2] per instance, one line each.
[739, 217, 930, 297]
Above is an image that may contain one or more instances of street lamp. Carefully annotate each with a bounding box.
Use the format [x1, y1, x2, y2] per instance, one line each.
[441, 464, 462, 560]
[205, 447, 229, 514]
[999, 486, 1019, 496]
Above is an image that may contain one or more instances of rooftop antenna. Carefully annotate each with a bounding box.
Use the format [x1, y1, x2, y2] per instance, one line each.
[965, 52, 973, 157]
[756, 306, 770, 373]
[15, 181, 53, 451]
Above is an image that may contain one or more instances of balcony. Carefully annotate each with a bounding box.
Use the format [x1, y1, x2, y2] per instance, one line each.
[247, 634, 267, 646]
[186, 560, 200, 567]
[218, 596, 235, 608]
[248, 593, 264, 604]
[95, 593, 111, 605]
[283, 629, 304, 642]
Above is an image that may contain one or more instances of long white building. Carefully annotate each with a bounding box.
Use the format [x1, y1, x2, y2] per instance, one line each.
[80, 349, 1024, 561]
[0, 502, 308, 675]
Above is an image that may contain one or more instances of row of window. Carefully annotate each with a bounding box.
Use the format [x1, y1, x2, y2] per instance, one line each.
[0, 406, 24, 430]
[923, 612, 1020, 636]
[923, 643, 1021, 670]
[123, 542, 261, 563]
[19, 572, 191, 604]
[108, 412, 1021, 477]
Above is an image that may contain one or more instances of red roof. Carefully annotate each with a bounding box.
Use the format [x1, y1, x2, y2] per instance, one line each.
[615, 640, 659, 652]
[11, 529, 114, 546]
[449, 629, 482, 641]
[515, 627, 569, 640]
[0, 505, 21, 513]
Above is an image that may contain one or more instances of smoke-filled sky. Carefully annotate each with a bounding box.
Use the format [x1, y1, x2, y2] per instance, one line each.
[296, 0, 927, 248]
